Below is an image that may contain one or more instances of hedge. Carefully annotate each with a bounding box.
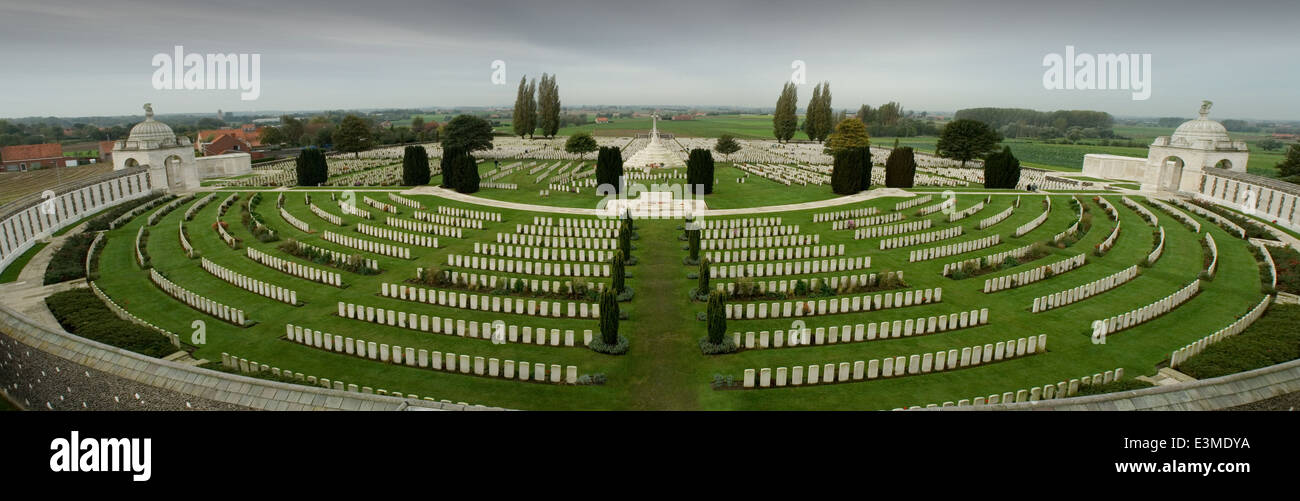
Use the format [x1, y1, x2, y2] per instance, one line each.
[1177, 304, 1300, 379]
[44, 288, 177, 358]
[43, 233, 97, 285]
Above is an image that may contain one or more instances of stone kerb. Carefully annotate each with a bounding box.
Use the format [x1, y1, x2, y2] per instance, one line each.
[0, 304, 492, 411]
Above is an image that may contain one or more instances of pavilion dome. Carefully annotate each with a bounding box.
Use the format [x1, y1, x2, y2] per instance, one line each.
[1172, 114, 1230, 143]
[126, 104, 178, 145]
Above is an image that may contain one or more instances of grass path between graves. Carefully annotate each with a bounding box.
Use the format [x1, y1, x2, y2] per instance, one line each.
[619, 219, 701, 410]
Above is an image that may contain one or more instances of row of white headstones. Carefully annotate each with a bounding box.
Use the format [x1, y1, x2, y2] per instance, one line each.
[285, 323, 578, 384]
[743, 334, 1047, 389]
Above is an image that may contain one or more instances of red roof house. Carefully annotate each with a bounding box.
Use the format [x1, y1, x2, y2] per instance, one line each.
[1, 143, 64, 171]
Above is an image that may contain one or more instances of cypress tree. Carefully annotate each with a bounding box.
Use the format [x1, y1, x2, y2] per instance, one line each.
[773, 83, 798, 142]
[831, 147, 866, 195]
[815, 82, 833, 142]
[295, 148, 327, 186]
[457, 153, 480, 194]
[401, 145, 430, 185]
[611, 250, 625, 292]
[885, 146, 918, 188]
[599, 289, 619, 345]
[804, 83, 822, 141]
[596, 146, 623, 193]
[688, 225, 700, 261]
[697, 257, 710, 296]
[687, 148, 716, 194]
[706, 290, 726, 344]
[860, 147, 874, 190]
[440, 147, 464, 189]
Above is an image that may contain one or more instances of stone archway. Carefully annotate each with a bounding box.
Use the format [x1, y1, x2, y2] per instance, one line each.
[1214, 159, 1233, 170]
[164, 155, 185, 190]
[124, 158, 139, 168]
[1159, 156, 1185, 192]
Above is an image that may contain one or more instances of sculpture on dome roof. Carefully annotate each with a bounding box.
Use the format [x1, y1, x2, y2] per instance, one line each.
[1199, 100, 1212, 117]
[144, 103, 154, 119]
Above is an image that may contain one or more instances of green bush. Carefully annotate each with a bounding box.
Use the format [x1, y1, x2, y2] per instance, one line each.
[84, 192, 165, 232]
[1178, 304, 1300, 379]
[45, 288, 176, 358]
[43, 232, 97, 285]
[1075, 378, 1152, 396]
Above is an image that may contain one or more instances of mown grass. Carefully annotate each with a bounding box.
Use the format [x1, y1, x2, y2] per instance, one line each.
[85, 183, 1269, 409]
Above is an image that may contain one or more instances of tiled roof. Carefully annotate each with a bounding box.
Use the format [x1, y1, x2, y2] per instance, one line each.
[1, 143, 63, 162]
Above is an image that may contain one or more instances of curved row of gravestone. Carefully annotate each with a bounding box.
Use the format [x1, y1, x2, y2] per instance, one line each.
[940, 240, 1038, 275]
[200, 257, 299, 305]
[381, 282, 600, 319]
[387, 192, 422, 210]
[916, 197, 956, 217]
[284, 323, 578, 385]
[473, 241, 615, 263]
[741, 334, 1047, 389]
[516, 223, 618, 239]
[497, 232, 616, 250]
[836, 212, 908, 233]
[1205, 232, 1219, 277]
[357, 222, 438, 248]
[947, 200, 987, 222]
[705, 243, 845, 265]
[436, 204, 502, 222]
[1090, 278, 1200, 341]
[701, 232, 821, 251]
[1122, 196, 1160, 226]
[0, 303, 482, 410]
[1170, 295, 1272, 369]
[219, 351, 486, 407]
[532, 215, 621, 230]
[1051, 196, 1085, 244]
[724, 287, 941, 320]
[215, 193, 241, 248]
[732, 307, 990, 350]
[902, 368, 1125, 409]
[812, 206, 881, 223]
[1147, 198, 1202, 233]
[713, 272, 900, 301]
[977, 203, 1017, 230]
[279, 204, 311, 234]
[385, 216, 462, 238]
[1012, 196, 1052, 237]
[881, 225, 962, 250]
[918, 234, 1001, 264]
[336, 300, 594, 348]
[982, 253, 1087, 293]
[322, 230, 410, 259]
[710, 259, 875, 284]
[246, 246, 345, 287]
[445, 253, 610, 278]
[425, 269, 608, 297]
[362, 195, 400, 214]
[149, 268, 248, 326]
[89, 281, 181, 348]
[309, 202, 344, 225]
[1033, 265, 1140, 313]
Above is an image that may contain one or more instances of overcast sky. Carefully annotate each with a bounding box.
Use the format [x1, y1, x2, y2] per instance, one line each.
[1, 0, 1297, 120]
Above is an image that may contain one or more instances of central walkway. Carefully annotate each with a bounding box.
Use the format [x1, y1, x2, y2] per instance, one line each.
[620, 218, 700, 410]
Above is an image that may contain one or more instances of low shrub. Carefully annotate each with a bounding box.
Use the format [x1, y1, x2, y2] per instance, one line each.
[44, 288, 176, 358]
[1075, 378, 1153, 397]
[43, 233, 97, 285]
[1178, 304, 1300, 379]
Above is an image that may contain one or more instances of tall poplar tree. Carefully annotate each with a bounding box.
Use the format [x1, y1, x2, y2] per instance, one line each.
[773, 83, 798, 142]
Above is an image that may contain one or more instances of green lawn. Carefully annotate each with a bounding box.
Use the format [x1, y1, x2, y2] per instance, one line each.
[0, 242, 47, 284]
[83, 183, 1268, 409]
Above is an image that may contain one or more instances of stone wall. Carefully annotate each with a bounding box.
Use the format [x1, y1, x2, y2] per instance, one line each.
[196, 152, 253, 179]
[0, 304, 499, 411]
[0, 168, 153, 272]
